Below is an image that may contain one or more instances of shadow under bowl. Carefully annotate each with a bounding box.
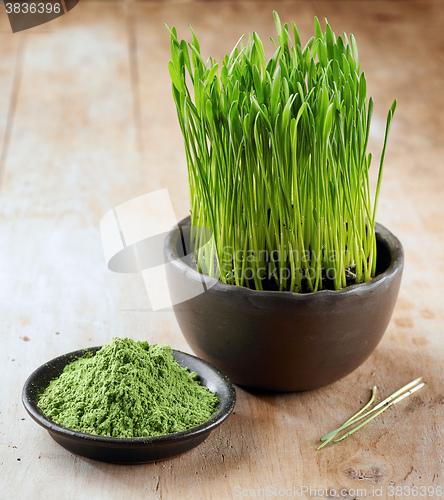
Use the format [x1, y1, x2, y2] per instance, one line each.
[22, 347, 236, 464]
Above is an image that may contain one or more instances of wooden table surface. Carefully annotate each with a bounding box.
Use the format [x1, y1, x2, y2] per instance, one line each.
[1, 1, 443, 499]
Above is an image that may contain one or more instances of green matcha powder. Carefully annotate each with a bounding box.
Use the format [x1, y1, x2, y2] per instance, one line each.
[38, 338, 219, 438]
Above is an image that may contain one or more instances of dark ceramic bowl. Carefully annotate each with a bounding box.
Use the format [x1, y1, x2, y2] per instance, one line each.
[164, 216, 404, 392]
[22, 347, 236, 464]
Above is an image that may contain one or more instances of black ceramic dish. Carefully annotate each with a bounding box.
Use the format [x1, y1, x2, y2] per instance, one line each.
[22, 347, 236, 464]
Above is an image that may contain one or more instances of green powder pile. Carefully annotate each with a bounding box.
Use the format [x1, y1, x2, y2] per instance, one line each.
[38, 337, 219, 438]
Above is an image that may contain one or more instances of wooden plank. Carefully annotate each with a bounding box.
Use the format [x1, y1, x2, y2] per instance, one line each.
[0, 1, 442, 499]
[138, 2, 443, 498]
[134, 1, 442, 497]
[0, 9, 22, 189]
[0, 3, 170, 498]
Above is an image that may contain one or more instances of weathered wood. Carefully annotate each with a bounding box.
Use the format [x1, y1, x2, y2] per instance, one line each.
[1, 2, 442, 499]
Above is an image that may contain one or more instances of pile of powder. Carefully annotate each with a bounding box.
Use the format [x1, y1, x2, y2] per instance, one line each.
[38, 337, 219, 438]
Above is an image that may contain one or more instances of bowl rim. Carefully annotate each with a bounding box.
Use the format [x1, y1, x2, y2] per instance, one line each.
[164, 216, 404, 300]
[22, 347, 236, 447]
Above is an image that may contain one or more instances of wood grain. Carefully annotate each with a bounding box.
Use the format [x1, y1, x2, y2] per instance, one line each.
[0, 2, 442, 499]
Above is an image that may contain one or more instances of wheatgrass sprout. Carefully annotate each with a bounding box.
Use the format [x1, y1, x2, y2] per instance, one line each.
[167, 12, 396, 292]
[317, 378, 425, 450]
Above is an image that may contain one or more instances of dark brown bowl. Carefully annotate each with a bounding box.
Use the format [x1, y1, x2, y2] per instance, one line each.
[22, 347, 236, 463]
[164, 216, 404, 392]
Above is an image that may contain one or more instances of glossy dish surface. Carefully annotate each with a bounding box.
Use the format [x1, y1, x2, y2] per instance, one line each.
[22, 347, 236, 463]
